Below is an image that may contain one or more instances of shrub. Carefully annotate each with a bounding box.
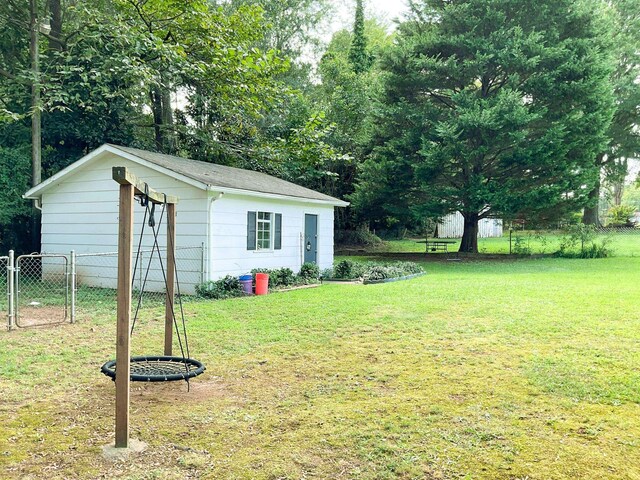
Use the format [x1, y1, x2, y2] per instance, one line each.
[331, 260, 424, 282]
[365, 265, 388, 281]
[251, 267, 296, 288]
[334, 259, 357, 279]
[299, 262, 320, 283]
[557, 224, 612, 258]
[607, 205, 636, 227]
[272, 267, 296, 287]
[196, 275, 243, 299]
[320, 267, 334, 279]
[335, 227, 384, 247]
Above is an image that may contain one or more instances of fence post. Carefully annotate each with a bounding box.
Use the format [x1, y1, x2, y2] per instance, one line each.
[7, 250, 14, 331]
[70, 250, 76, 324]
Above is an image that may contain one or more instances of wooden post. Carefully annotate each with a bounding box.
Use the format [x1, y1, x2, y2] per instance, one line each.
[164, 203, 176, 356]
[110, 166, 179, 449]
[115, 183, 134, 448]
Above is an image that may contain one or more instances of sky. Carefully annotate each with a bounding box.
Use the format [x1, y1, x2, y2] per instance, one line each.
[329, 0, 410, 35]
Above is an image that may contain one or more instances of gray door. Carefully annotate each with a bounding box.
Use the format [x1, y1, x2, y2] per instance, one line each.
[304, 214, 318, 264]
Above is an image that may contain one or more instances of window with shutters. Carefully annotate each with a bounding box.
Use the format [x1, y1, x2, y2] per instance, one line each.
[247, 211, 282, 251]
[257, 211, 271, 249]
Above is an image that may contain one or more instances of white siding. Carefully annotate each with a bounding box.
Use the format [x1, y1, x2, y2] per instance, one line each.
[38, 152, 339, 292]
[208, 193, 334, 279]
[437, 212, 503, 238]
[40, 153, 208, 294]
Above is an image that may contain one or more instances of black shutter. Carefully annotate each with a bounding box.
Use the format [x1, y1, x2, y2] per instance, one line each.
[274, 213, 282, 250]
[247, 211, 256, 250]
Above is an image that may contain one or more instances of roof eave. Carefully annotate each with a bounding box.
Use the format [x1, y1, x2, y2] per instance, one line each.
[23, 143, 350, 208]
[23, 144, 113, 199]
[206, 185, 349, 207]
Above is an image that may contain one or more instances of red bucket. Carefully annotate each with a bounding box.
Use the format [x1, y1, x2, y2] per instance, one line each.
[255, 273, 269, 295]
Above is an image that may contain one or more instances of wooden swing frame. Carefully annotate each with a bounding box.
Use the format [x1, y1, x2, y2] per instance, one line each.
[112, 166, 179, 449]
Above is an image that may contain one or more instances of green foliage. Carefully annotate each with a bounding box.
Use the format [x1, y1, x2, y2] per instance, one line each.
[253, 113, 350, 194]
[335, 227, 383, 247]
[251, 267, 296, 288]
[0, 146, 35, 251]
[607, 205, 636, 227]
[330, 259, 423, 280]
[355, 0, 616, 251]
[196, 275, 244, 299]
[298, 262, 320, 283]
[557, 224, 613, 258]
[348, 0, 371, 74]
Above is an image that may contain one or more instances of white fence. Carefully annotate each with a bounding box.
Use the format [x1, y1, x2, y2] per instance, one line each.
[437, 212, 503, 238]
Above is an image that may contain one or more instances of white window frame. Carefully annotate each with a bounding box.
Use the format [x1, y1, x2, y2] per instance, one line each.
[256, 211, 273, 250]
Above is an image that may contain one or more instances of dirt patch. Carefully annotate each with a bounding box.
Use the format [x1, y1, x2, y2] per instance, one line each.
[130, 378, 228, 405]
[16, 305, 67, 327]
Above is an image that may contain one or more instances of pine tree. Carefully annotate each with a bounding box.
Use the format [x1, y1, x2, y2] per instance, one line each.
[348, 0, 370, 74]
[355, 0, 615, 252]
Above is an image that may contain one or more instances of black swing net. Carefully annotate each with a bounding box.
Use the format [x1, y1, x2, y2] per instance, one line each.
[101, 187, 205, 383]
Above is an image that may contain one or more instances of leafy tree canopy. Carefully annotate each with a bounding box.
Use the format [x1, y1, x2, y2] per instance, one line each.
[354, 0, 616, 251]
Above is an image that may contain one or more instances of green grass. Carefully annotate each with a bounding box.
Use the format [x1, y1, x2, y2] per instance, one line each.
[376, 230, 640, 256]
[1, 256, 640, 478]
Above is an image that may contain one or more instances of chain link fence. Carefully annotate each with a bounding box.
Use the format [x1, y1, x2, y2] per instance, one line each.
[74, 245, 204, 320]
[1, 245, 205, 329]
[15, 254, 69, 327]
[0, 255, 8, 326]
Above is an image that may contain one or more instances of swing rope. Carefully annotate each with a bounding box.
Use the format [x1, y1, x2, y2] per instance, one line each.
[101, 184, 204, 383]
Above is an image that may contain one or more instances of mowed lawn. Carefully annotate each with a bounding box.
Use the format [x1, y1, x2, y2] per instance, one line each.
[1, 256, 639, 479]
[380, 231, 640, 257]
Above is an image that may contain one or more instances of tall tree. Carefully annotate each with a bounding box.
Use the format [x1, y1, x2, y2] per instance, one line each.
[348, 0, 370, 74]
[582, 0, 640, 225]
[354, 0, 615, 252]
[0, 0, 289, 250]
[316, 19, 392, 228]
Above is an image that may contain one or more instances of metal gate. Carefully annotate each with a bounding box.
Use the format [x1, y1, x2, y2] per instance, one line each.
[16, 254, 69, 328]
[0, 255, 9, 328]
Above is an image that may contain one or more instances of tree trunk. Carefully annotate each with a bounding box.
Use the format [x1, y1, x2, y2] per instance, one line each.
[150, 84, 174, 152]
[613, 182, 624, 206]
[582, 152, 605, 226]
[582, 181, 602, 226]
[150, 85, 164, 151]
[459, 212, 479, 253]
[47, 0, 64, 51]
[30, 0, 41, 188]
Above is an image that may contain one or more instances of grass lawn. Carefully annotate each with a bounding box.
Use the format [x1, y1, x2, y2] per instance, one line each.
[1, 255, 640, 478]
[377, 230, 640, 257]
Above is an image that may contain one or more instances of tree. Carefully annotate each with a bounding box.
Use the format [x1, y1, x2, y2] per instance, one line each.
[582, 0, 640, 225]
[348, 0, 370, 74]
[355, 0, 615, 252]
[314, 19, 392, 229]
[0, 0, 290, 250]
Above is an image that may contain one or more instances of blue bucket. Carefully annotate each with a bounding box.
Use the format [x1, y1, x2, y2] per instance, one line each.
[239, 274, 253, 294]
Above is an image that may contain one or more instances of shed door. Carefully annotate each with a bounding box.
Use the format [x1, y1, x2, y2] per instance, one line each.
[304, 214, 318, 264]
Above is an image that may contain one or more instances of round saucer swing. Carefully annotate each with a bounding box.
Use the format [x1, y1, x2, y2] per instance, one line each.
[101, 167, 205, 449]
[100, 355, 205, 382]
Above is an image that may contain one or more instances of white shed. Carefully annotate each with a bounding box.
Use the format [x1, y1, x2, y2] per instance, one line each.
[24, 144, 348, 294]
[437, 212, 503, 238]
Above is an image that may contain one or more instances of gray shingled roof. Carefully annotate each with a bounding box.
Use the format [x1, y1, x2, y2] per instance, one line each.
[109, 144, 347, 205]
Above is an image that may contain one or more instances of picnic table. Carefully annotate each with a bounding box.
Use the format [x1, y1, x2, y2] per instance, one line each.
[416, 239, 458, 253]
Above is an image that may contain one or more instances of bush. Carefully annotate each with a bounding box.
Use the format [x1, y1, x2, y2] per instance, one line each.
[299, 262, 320, 283]
[556, 224, 612, 258]
[196, 275, 243, 299]
[251, 267, 297, 288]
[335, 227, 384, 247]
[333, 259, 356, 279]
[607, 205, 636, 227]
[330, 260, 424, 281]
